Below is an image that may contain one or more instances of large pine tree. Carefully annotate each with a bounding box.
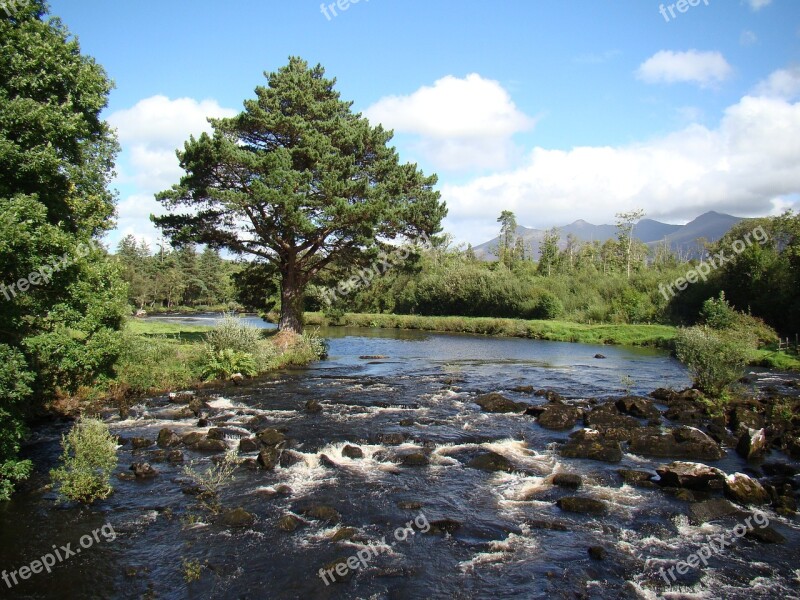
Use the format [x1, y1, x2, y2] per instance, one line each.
[155, 57, 446, 332]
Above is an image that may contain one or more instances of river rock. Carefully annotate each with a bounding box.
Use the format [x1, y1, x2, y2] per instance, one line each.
[588, 546, 607, 560]
[584, 403, 640, 433]
[167, 450, 184, 463]
[194, 438, 227, 453]
[427, 519, 461, 534]
[730, 406, 765, 434]
[400, 452, 429, 467]
[688, 498, 741, 524]
[238, 437, 259, 453]
[301, 505, 341, 523]
[257, 428, 286, 447]
[535, 404, 580, 430]
[556, 496, 607, 515]
[341, 445, 364, 459]
[277, 514, 303, 532]
[615, 396, 661, 420]
[305, 399, 322, 414]
[474, 393, 527, 413]
[220, 507, 254, 528]
[656, 461, 725, 490]
[560, 429, 623, 463]
[321, 558, 354, 583]
[182, 432, 205, 446]
[279, 450, 305, 468]
[157, 428, 182, 448]
[629, 426, 722, 460]
[466, 451, 514, 472]
[594, 354, 606, 359]
[330, 527, 358, 542]
[168, 390, 195, 404]
[617, 469, 656, 487]
[724, 473, 769, 505]
[552, 473, 582, 489]
[230, 373, 244, 385]
[745, 525, 786, 544]
[129, 462, 158, 479]
[736, 428, 767, 460]
[257, 447, 280, 470]
[130, 437, 154, 450]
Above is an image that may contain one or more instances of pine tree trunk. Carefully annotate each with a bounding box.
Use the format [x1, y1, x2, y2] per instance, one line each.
[279, 268, 304, 334]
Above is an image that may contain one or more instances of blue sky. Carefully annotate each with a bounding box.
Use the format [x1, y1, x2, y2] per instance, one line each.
[49, 0, 800, 248]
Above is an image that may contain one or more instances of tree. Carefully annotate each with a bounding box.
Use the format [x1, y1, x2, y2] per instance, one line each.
[615, 209, 646, 279]
[155, 57, 445, 333]
[496, 210, 518, 268]
[537, 227, 561, 276]
[0, 2, 126, 498]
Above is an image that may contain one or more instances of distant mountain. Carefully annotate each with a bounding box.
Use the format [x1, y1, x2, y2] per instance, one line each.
[472, 211, 742, 261]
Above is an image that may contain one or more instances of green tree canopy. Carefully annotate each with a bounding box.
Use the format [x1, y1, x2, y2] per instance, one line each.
[155, 57, 446, 332]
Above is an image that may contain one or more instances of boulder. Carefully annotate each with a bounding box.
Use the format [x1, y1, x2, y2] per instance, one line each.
[729, 406, 765, 434]
[330, 527, 358, 542]
[584, 403, 640, 433]
[617, 469, 656, 487]
[257, 428, 286, 447]
[305, 399, 322, 414]
[181, 432, 205, 446]
[341, 445, 364, 459]
[552, 473, 582, 489]
[630, 426, 722, 461]
[724, 473, 769, 505]
[300, 505, 341, 523]
[276, 514, 302, 532]
[556, 496, 607, 515]
[560, 429, 623, 463]
[230, 373, 244, 385]
[615, 396, 661, 421]
[130, 437, 154, 450]
[194, 439, 227, 453]
[219, 507, 254, 528]
[168, 391, 195, 404]
[736, 428, 768, 460]
[474, 393, 527, 413]
[588, 546, 607, 560]
[466, 451, 514, 472]
[663, 401, 705, 425]
[238, 437, 259, 453]
[320, 558, 353, 584]
[400, 452, 429, 467]
[688, 498, 740, 524]
[279, 451, 304, 468]
[745, 525, 786, 544]
[656, 461, 725, 490]
[129, 462, 158, 479]
[427, 519, 461, 534]
[536, 404, 580, 430]
[157, 428, 181, 448]
[257, 447, 280, 470]
[594, 354, 606, 360]
[167, 450, 184, 463]
[377, 432, 407, 446]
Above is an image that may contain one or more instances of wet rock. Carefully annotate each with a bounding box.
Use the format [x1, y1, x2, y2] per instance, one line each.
[617, 469, 656, 487]
[194, 439, 227, 453]
[397, 501, 423, 510]
[656, 461, 725, 490]
[525, 519, 569, 531]
[724, 473, 769, 505]
[276, 514, 303, 532]
[427, 519, 461, 534]
[615, 396, 661, 421]
[560, 429, 623, 463]
[341, 445, 364, 459]
[167, 450, 184, 463]
[206, 428, 227, 441]
[330, 527, 358, 542]
[467, 451, 514, 472]
[152, 407, 195, 420]
[305, 399, 322, 414]
[786, 436, 800, 459]
[763, 462, 798, 477]
[197, 418, 209, 428]
[238, 437, 259, 453]
[219, 507, 254, 528]
[745, 525, 786, 544]
[230, 373, 244, 385]
[116, 472, 135, 481]
[630, 426, 723, 461]
[301, 505, 341, 523]
[188, 397, 207, 417]
[279, 450, 304, 468]
[730, 406, 765, 434]
[552, 473, 583, 489]
[588, 546, 607, 560]
[148, 449, 167, 462]
[377, 432, 407, 445]
[129, 463, 158, 479]
[399, 418, 415, 427]
[556, 496, 607, 515]
[400, 452, 429, 467]
[181, 432, 205, 446]
[594, 354, 606, 359]
[584, 403, 640, 433]
[130, 437, 154, 450]
[536, 404, 580, 430]
[156, 428, 182, 448]
[736, 428, 768, 460]
[319, 454, 338, 468]
[474, 393, 527, 414]
[257, 447, 280, 470]
[320, 557, 353, 583]
[359, 355, 388, 360]
[168, 391, 195, 404]
[512, 385, 535, 393]
[688, 498, 741, 524]
[257, 428, 286, 447]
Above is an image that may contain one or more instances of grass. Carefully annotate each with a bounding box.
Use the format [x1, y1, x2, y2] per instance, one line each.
[304, 311, 678, 347]
[750, 348, 800, 371]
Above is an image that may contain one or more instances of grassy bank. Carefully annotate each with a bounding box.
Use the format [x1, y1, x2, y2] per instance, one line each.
[304, 312, 677, 347]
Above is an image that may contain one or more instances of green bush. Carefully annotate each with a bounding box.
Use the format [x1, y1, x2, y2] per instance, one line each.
[201, 348, 258, 380]
[531, 291, 563, 320]
[0, 344, 35, 501]
[50, 417, 118, 504]
[674, 326, 749, 397]
[205, 314, 263, 353]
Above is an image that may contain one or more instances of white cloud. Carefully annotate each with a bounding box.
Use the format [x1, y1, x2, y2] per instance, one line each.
[740, 30, 758, 46]
[106, 96, 237, 251]
[364, 74, 535, 171]
[745, 0, 771, 10]
[753, 66, 800, 100]
[636, 50, 733, 87]
[442, 72, 800, 244]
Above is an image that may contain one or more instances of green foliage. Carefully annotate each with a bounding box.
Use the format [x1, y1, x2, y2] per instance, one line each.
[50, 417, 118, 504]
[201, 348, 258, 381]
[181, 449, 238, 512]
[531, 291, 563, 320]
[0, 344, 35, 500]
[112, 331, 204, 395]
[700, 292, 737, 329]
[674, 326, 750, 396]
[154, 57, 446, 332]
[204, 314, 263, 353]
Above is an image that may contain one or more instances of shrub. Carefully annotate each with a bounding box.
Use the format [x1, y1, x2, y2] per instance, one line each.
[700, 292, 737, 329]
[674, 326, 749, 397]
[201, 348, 258, 380]
[50, 417, 118, 504]
[531, 291, 563, 320]
[182, 449, 238, 512]
[205, 314, 263, 353]
[0, 344, 35, 501]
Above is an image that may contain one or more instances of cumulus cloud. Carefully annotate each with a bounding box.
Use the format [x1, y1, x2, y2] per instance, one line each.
[744, 0, 771, 10]
[636, 50, 733, 87]
[364, 74, 535, 171]
[753, 66, 800, 100]
[106, 95, 236, 247]
[442, 70, 800, 244]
